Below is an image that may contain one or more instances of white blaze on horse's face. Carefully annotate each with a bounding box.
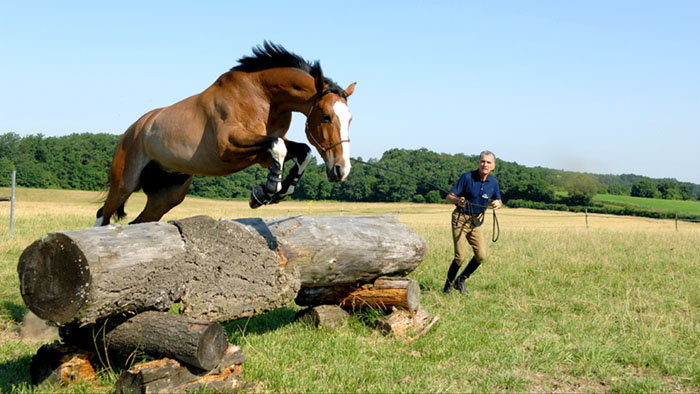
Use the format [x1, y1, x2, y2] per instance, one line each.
[332, 100, 352, 181]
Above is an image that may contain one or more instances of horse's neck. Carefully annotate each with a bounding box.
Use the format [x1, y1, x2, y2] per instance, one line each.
[257, 68, 316, 115]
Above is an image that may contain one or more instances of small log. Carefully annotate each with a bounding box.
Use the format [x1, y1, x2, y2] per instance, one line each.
[30, 342, 97, 386]
[295, 305, 350, 328]
[61, 311, 228, 372]
[375, 306, 433, 339]
[296, 277, 421, 312]
[115, 345, 246, 394]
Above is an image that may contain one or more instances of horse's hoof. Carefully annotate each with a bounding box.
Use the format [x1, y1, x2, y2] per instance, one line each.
[269, 193, 286, 205]
[249, 184, 268, 209]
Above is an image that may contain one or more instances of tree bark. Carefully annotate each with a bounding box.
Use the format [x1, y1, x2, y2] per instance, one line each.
[295, 277, 421, 311]
[171, 216, 300, 323]
[234, 214, 426, 287]
[18, 215, 425, 326]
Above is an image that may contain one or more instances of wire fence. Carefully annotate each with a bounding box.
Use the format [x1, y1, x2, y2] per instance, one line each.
[3, 187, 699, 236]
[270, 204, 700, 233]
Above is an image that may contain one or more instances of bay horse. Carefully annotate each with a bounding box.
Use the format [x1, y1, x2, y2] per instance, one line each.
[95, 42, 356, 226]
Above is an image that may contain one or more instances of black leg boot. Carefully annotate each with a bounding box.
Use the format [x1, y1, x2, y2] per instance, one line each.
[454, 257, 481, 294]
[443, 260, 461, 295]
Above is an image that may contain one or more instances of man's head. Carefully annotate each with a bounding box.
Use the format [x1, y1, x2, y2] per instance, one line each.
[478, 150, 496, 179]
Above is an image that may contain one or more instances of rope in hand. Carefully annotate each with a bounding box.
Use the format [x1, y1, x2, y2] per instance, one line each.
[350, 158, 500, 242]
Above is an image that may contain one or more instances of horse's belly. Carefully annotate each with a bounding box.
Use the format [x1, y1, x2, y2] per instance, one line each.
[144, 133, 256, 177]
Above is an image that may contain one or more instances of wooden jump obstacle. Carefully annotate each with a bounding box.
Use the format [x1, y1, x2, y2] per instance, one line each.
[18, 214, 434, 392]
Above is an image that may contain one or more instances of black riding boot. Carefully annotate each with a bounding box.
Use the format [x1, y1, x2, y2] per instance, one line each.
[454, 257, 481, 293]
[443, 259, 461, 295]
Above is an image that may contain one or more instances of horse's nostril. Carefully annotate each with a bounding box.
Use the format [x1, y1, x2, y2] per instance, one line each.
[334, 165, 342, 178]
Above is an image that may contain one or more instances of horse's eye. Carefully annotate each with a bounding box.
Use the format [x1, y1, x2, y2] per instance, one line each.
[321, 114, 332, 123]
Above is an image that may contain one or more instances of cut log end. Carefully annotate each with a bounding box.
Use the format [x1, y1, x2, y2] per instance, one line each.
[195, 321, 229, 371]
[18, 233, 90, 324]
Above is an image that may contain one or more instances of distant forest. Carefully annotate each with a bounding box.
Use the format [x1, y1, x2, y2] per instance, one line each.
[1, 132, 699, 209]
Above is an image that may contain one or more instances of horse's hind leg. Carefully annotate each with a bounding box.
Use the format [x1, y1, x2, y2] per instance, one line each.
[96, 146, 147, 226]
[130, 162, 192, 224]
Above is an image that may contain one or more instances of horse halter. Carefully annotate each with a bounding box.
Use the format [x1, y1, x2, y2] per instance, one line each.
[306, 89, 350, 153]
[305, 122, 350, 153]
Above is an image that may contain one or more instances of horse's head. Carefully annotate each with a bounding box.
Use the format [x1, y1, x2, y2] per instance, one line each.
[306, 72, 356, 182]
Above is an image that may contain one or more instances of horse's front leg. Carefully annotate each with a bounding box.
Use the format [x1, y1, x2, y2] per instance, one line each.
[249, 138, 287, 209]
[269, 140, 313, 204]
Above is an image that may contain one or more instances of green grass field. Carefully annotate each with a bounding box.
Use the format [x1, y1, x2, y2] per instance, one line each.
[1, 188, 700, 393]
[594, 194, 700, 216]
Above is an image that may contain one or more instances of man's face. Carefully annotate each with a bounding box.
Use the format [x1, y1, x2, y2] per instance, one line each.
[478, 154, 496, 177]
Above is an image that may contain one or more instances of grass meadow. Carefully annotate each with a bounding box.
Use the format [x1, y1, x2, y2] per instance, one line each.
[1, 187, 700, 393]
[593, 194, 700, 216]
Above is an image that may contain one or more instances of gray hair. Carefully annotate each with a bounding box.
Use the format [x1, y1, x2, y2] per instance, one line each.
[480, 150, 496, 161]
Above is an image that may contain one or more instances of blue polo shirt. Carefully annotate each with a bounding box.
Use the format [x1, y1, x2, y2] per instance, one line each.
[449, 170, 502, 214]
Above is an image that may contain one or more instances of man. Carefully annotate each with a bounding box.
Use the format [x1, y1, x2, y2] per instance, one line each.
[443, 150, 502, 295]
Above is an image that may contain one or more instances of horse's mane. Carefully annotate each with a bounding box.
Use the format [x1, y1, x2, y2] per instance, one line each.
[233, 41, 345, 97]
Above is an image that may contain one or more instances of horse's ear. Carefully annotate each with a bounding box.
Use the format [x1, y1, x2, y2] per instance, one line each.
[314, 70, 325, 94]
[343, 82, 357, 98]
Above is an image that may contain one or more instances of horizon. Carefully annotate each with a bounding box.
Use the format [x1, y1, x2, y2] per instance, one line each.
[3, 130, 696, 187]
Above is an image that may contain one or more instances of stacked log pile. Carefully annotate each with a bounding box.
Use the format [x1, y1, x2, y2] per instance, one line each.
[18, 214, 433, 391]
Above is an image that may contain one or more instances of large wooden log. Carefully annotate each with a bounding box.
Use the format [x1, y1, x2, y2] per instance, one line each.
[18, 214, 425, 326]
[295, 276, 421, 311]
[60, 312, 229, 371]
[233, 214, 426, 287]
[18, 216, 299, 326]
[18, 222, 187, 326]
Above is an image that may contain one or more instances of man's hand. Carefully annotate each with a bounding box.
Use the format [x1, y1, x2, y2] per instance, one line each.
[457, 196, 466, 207]
[446, 193, 466, 207]
[491, 199, 502, 210]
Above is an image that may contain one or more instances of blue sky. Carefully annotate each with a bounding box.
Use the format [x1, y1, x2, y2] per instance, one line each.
[2, 1, 699, 183]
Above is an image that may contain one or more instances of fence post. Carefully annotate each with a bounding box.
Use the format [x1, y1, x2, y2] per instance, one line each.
[675, 212, 678, 232]
[10, 170, 15, 236]
[585, 209, 589, 229]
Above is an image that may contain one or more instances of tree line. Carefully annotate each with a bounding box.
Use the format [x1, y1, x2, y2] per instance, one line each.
[1, 132, 699, 207]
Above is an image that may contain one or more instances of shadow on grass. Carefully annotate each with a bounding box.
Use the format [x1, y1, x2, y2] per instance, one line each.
[0, 354, 32, 392]
[1, 301, 28, 323]
[223, 307, 297, 342]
